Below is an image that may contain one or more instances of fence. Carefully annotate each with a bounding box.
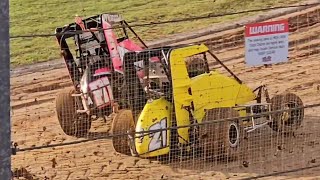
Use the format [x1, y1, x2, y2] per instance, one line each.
[7, 2, 320, 180]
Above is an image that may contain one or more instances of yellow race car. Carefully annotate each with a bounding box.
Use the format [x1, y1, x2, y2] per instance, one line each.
[111, 44, 304, 160]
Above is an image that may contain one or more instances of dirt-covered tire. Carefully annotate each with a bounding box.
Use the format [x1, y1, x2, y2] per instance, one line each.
[199, 107, 243, 161]
[56, 88, 91, 137]
[111, 109, 135, 155]
[269, 93, 304, 133]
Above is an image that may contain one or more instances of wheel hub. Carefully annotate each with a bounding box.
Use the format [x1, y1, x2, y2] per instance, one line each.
[228, 122, 239, 148]
[280, 105, 290, 122]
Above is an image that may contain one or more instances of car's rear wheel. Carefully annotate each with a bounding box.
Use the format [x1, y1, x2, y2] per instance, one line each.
[56, 88, 91, 138]
[199, 107, 243, 161]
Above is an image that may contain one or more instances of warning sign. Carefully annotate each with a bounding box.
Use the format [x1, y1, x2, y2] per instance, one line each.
[244, 20, 289, 66]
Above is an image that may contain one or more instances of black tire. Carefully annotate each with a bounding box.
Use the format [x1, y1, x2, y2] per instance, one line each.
[56, 88, 91, 138]
[111, 109, 135, 155]
[199, 107, 243, 161]
[269, 93, 304, 133]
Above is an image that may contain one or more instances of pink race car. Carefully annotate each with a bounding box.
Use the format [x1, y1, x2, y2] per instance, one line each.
[55, 13, 161, 137]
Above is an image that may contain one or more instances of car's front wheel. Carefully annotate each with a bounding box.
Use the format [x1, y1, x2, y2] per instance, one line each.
[56, 88, 92, 138]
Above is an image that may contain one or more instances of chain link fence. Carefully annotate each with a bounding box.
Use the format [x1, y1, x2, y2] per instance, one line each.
[9, 3, 320, 180]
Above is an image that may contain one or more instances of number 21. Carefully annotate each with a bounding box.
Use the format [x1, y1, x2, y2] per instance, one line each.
[148, 118, 167, 151]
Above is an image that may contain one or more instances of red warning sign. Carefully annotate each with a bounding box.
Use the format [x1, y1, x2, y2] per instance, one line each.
[245, 20, 289, 66]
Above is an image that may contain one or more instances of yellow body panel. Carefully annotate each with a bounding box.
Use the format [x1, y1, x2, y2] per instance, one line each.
[134, 44, 256, 157]
[170, 44, 256, 144]
[135, 98, 172, 157]
[191, 72, 256, 123]
[170, 44, 209, 144]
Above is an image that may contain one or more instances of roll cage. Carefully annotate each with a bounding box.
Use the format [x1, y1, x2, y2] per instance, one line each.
[55, 13, 147, 88]
[121, 44, 269, 113]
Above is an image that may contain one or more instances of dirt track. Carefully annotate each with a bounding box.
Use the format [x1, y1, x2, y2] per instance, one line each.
[11, 6, 320, 180]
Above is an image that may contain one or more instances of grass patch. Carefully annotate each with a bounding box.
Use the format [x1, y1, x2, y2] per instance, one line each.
[10, 0, 301, 66]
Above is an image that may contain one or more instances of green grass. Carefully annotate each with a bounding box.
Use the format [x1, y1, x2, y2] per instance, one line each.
[10, 0, 301, 66]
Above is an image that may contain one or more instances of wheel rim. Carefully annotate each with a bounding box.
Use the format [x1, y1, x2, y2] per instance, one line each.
[282, 101, 301, 125]
[228, 122, 239, 148]
[280, 104, 290, 122]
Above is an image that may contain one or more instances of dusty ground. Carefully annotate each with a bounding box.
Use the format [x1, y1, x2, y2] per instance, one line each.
[10, 6, 320, 180]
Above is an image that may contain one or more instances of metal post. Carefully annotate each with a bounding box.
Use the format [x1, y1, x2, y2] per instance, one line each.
[0, 0, 11, 179]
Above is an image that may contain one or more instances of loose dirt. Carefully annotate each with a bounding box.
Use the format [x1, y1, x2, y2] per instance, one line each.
[11, 6, 320, 180]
